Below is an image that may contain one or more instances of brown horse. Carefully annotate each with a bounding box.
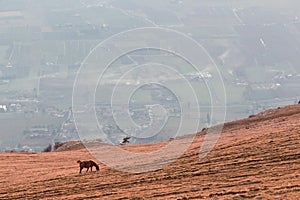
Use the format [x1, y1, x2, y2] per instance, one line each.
[77, 160, 100, 174]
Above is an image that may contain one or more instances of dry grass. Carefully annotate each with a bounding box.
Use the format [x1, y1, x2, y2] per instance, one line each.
[0, 105, 300, 199]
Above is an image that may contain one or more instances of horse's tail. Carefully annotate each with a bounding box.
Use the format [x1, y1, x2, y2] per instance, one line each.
[90, 160, 100, 171]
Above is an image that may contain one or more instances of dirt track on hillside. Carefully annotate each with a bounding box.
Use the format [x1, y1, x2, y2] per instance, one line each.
[0, 105, 300, 199]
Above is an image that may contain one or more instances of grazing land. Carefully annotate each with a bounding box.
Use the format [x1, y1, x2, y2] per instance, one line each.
[0, 104, 299, 199]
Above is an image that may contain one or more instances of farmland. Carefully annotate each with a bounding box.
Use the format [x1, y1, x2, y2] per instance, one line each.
[0, 0, 300, 151]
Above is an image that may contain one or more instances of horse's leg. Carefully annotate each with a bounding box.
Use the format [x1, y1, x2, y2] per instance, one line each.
[79, 167, 82, 174]
[86, 167, 89, 172]
[90, 166, 93, 172]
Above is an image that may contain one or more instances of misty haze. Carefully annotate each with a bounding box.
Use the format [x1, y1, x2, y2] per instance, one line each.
[0, 0, 300, 199]
[1, 0, 300, 151]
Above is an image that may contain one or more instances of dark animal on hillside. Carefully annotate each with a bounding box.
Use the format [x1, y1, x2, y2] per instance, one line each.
[77, 160, 99, 174]
[121, 136, 131, 145]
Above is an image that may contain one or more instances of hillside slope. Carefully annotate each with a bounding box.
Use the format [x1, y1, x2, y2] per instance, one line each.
[0, 105, 300, 199]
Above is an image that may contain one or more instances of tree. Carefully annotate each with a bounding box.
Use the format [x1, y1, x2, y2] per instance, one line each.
[43, 144, 52, 152]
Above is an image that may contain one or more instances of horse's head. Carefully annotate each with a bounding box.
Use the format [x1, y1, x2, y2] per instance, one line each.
[77, 160, 81, 164]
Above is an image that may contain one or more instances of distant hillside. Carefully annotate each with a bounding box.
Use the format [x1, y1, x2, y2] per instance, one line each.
[0, 104, 299, 199]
